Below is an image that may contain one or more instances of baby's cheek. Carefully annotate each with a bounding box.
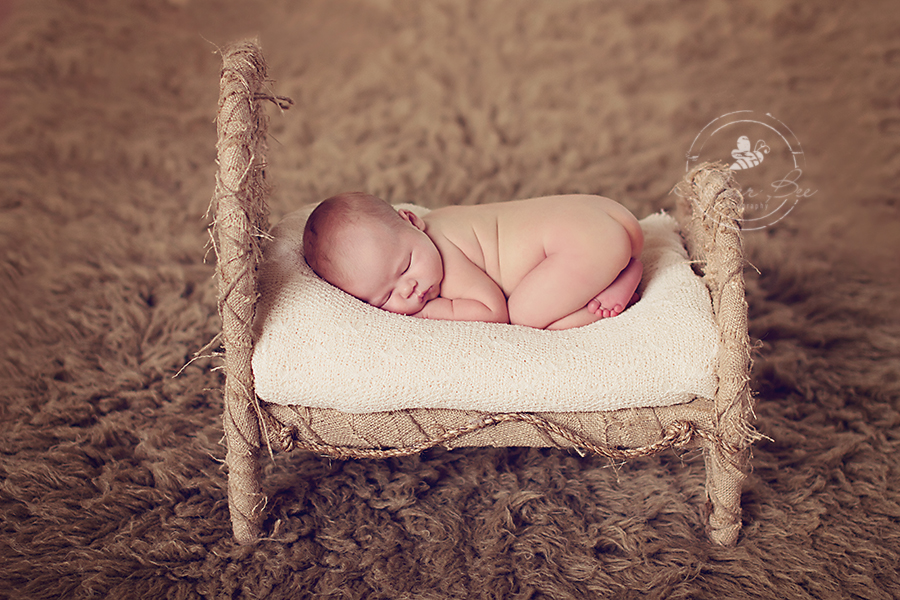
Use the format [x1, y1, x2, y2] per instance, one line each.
[383, 299, 408, 315]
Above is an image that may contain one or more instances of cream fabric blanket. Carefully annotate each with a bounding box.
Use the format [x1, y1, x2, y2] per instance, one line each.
[251, 205, 719, 413]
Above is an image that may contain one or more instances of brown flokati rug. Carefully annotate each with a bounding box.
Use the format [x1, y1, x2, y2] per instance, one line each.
[2, 1, 899, 598]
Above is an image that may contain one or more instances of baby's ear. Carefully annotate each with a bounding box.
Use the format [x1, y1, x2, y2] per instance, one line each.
[398, 208, 426, 231]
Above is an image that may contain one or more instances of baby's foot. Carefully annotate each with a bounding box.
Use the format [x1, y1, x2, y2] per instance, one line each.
[587, 258, 643, 319]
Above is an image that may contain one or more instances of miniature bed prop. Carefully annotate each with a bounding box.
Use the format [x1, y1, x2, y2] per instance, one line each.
[212, 41, 759, 547]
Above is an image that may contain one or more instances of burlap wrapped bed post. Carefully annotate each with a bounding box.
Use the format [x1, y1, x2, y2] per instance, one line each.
[674, 166, 757, 546]
[212, 40, 283, 543]
[212, 41, 758, 546]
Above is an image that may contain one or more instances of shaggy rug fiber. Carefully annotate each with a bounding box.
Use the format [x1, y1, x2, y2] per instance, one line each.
[2, 0, 899, 598]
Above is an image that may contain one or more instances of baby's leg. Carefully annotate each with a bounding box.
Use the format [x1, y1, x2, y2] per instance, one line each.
[544, 304, 606, 330]
[508, 211, 642, 329]
[586, 257, 643, 318]
[507, 253, 622, 329]
[508, 225, 634, 329]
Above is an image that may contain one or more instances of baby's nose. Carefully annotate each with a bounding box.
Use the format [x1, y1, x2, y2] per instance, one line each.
[401, 280, 416, 298]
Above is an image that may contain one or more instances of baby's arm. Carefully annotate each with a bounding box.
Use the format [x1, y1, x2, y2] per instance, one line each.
[415, 295, 507, 323]
[414, 237, 509, 324]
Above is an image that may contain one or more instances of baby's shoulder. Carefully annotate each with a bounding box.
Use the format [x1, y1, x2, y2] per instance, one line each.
[425, 203, 485, 221]
[424, 204, 500, 263]
[425, 203, 497, 234]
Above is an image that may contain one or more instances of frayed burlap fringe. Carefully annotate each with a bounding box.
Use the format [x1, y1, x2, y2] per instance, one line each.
[213, 40, 758, 546]
[213, 39, 279, 544]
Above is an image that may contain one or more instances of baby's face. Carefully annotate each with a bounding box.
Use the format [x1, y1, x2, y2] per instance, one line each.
[336, 210, 443, 315]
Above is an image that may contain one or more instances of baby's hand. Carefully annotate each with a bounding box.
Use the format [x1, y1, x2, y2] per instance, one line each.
[410, 304, 431, 319]
[411, 298, 444, 320]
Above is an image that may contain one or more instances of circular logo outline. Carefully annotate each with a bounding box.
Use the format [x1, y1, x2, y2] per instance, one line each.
[685, 110, 809, 231]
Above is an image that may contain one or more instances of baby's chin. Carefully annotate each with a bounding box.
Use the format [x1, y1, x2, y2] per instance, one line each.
[395, 300, 430, 317]
[383, 307, 422, 317]
[380, 303, 423, 316]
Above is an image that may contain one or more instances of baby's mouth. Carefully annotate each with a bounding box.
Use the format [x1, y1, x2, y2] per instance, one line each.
[418, 285, 434, 303]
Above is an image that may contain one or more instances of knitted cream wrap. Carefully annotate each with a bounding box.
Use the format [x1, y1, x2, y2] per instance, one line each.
[252, 208, 719, 414]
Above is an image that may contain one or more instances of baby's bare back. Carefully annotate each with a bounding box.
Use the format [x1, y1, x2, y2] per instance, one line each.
[423, 195, 642, 299]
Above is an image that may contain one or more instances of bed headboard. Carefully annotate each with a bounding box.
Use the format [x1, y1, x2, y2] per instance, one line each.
[213, 40, 278, 542]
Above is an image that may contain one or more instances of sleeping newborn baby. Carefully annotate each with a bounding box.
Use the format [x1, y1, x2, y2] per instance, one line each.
[302, 192, 643, 330]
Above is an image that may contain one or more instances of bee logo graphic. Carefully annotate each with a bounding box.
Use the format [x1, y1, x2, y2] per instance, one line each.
[729, 135, 770, 170]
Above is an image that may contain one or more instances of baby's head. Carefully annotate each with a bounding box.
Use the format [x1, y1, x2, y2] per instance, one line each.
[303, 192, 443, 315]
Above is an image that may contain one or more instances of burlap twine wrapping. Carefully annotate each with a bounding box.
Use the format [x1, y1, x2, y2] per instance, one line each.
[213, 41, 758, 546]
[212, 40, 288, 544]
